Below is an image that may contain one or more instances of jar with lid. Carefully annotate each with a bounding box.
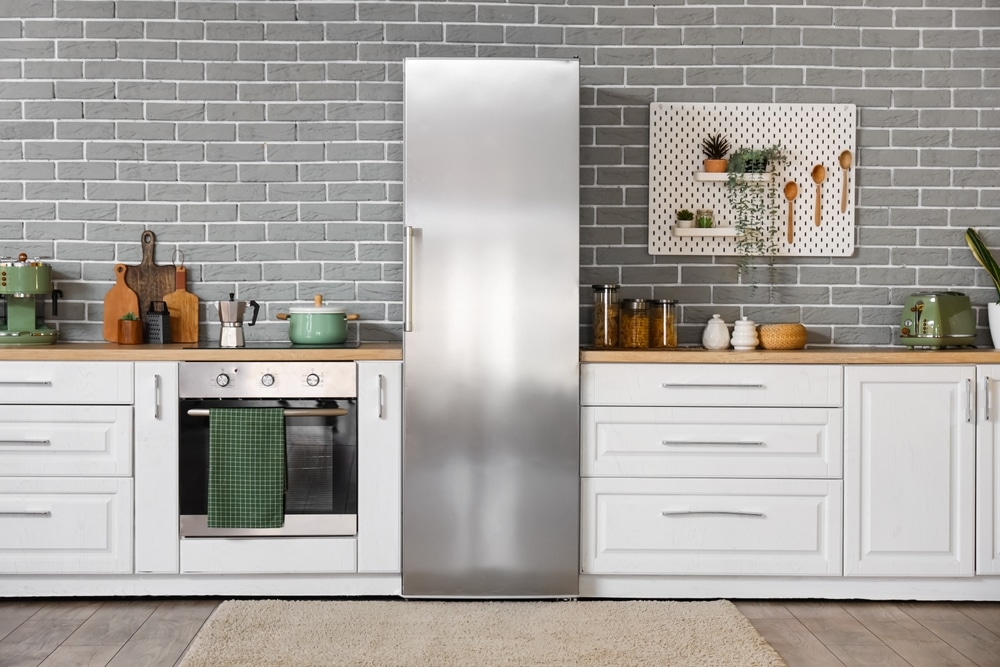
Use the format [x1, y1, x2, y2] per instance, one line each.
[592, 284, 620, 348]
[695, 208, 714, 228]
[650, 299, 677, 348]
[619, 298, 650, 349]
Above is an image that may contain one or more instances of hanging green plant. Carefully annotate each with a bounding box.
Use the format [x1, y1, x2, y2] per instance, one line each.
[726, 145, 787, 285]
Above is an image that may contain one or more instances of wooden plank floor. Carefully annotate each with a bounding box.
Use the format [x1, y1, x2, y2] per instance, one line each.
[0, 598, 998, 666]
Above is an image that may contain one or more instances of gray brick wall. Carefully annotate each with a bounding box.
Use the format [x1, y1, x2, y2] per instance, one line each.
[0, 0, 996, 346]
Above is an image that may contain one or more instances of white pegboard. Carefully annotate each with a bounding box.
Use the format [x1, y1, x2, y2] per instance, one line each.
[649, 103, 856, 256]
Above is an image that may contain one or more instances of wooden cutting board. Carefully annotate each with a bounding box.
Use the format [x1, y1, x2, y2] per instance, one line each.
[123, 230, 176, 317]
[102, 264, 141, 342]
[161, 266, 199, 343]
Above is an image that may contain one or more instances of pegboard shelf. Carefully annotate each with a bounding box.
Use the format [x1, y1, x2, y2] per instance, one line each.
[694, 172, 772, 183]
[649, 103, 856, 257]
[672, 227, 740, 237]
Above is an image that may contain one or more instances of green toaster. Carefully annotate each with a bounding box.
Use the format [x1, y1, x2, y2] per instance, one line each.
[900, 291, 976, 349]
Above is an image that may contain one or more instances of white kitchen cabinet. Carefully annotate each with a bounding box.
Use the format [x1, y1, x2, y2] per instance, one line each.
[581, 363, 844, 577]
[582, 477, 842, 576]
[133, 362, 179, 574]
[977, 366, 1000, 574]
[0, 362, 134, 575]
[356, 361, 402, 573]
[844, 365, 976, 577]
[0, 477, 133, 574]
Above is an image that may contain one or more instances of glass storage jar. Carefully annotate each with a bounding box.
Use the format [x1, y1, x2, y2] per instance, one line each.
[619, 298, 650, 349]
[695, 208, 714, 228]
[650, 299, 677, 348]
[592, 284, 620, 348]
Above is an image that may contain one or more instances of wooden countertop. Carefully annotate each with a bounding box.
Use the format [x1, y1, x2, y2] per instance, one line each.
[0, 342, 402, 362]
[581, 346, 1000, 364]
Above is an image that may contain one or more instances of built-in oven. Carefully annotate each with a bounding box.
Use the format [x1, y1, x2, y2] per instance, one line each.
[177, 362, 357, 538]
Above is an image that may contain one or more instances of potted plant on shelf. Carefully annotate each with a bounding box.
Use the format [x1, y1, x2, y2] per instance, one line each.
[675, 208, 694, 228]
[118, 311, 143, 345]
[726, 145, 787, 283]
[965, 227, 1000, 348]
[701, 134, 730, 173]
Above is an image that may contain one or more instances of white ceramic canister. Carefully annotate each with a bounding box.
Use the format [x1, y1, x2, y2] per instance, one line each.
[731, 316, 759, 351]
[702, 314, 730, 350]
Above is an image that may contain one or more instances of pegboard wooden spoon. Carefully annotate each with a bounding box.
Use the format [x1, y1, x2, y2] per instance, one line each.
[839, 150, 852, 213]
[811, 164, 826, 226]
[783, 180, 798, 243]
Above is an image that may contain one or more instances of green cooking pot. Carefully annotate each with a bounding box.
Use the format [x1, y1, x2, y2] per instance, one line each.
[277, 296, 359, 345]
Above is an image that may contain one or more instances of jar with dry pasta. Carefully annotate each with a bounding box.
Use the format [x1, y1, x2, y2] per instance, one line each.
[592, 284, 620, 348]
[650, 299, 677, 348]
[619, 298, 650, 349]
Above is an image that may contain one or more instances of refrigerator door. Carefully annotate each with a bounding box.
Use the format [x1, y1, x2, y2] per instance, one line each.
[402, 58, 580, 597]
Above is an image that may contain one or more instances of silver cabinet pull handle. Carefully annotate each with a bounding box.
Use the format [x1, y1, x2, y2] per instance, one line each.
[662, 510, 765, 518]
[0, 510, 51, 517]
[661, 440, 763, 447]
[0, 440, 51, 446]
[404, 225, 414, 332]
[377, 373, 385, 420]
[987, 377, 993, 422]
[0, 381, 52, 386]
[661, 383, 765, 389]
[186, 408, 348, 418]
[967, 378, 973, 423]
[154, 374, 161, 420]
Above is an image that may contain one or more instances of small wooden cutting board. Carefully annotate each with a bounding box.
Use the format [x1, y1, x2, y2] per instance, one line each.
[102, 264, 141, 342]
[161, 266, 199, 343]
[124, 230, 176, 316]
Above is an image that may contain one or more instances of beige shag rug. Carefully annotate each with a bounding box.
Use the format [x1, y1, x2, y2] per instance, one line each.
[179, 599, 786, 667]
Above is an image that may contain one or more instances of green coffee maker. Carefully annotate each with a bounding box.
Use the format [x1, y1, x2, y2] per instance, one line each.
[0, 253, 61, 346]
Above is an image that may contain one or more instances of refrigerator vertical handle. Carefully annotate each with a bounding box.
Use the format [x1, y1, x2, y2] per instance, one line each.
[404, 226, 414, 332]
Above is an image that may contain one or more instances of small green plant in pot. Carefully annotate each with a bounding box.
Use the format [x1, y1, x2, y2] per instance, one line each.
[701, 134, 731, 173]
[965, 228, 1000, 347]
[675, 208, 694, 228]
[726, 145, 787, 288]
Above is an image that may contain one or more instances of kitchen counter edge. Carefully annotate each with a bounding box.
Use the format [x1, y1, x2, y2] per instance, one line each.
[581, 346, 1000, 364]
[0, 342, 402, 362]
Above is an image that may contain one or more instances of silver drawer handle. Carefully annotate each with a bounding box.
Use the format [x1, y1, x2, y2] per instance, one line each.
[661, 440, 763, 447]
[186, 408, 348, 418]
[0, 381, 52, 387]
[0, 440, 51, 446]
[661, 383, 766, 389]
[662, 510, 765, 518]
[0, 510, 51, 517]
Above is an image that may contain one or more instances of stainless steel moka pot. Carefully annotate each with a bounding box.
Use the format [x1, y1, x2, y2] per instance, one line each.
[216, 293, 259, 348]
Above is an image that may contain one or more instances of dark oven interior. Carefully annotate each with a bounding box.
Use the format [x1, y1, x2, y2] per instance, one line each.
[178, 398, 358, 519]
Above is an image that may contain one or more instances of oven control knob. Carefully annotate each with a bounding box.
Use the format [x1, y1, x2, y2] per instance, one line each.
[215, 373, 230, 388]
[261, 373, 275, 387]
[306, 373, 321, 387]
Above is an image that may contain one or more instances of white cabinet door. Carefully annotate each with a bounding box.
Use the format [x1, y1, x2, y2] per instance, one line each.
[356, 361, 401, 573]
[844, 365, 975, 577]
[133, 362, 179, 574]
[977, 366, 1000, 574]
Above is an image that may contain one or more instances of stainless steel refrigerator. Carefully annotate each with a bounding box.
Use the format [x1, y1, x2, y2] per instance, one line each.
[402, 57, 580, 598]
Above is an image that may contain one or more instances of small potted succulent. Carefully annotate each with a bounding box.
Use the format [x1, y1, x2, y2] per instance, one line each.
[701, 134, 731, 173]
[675, 208, 694, 228]
[118, 311, 143, 345]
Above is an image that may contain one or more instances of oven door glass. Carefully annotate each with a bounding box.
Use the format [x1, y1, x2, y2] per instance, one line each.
[178, 398, 357, 537]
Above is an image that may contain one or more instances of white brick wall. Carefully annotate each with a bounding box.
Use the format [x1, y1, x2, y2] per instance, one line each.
[0, 0, 995, 345]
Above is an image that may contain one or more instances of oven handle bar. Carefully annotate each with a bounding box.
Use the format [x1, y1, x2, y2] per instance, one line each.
[185, 408, 348, 418]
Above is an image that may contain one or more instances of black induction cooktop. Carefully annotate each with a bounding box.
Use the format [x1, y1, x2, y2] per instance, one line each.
[184, 341, 362, 350]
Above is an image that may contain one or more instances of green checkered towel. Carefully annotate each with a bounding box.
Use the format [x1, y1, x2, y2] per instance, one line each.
[207, 408, 285, 529]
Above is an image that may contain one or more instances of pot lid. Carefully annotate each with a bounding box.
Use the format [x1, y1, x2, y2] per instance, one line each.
[288, 294, 345, 314]
[288, 304, 346, 314]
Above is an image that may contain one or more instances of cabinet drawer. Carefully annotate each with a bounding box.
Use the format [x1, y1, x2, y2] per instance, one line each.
[180, 537, 356, 574]
[581, 364, 842, 407]
[582, 406, 842, 478]
[581, 477, 842, 576]
[0, 477, 133, 574]
[0, 362, 133, 404]
[0, 405, 132, 476]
